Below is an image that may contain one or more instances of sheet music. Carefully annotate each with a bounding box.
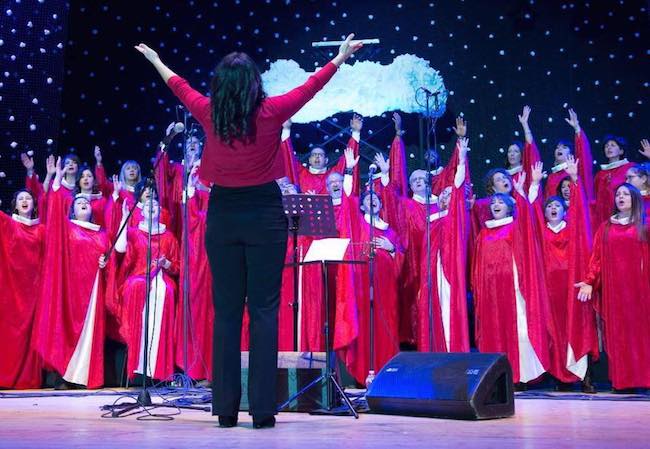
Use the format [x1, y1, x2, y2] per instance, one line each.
[303, 238, 350, 262]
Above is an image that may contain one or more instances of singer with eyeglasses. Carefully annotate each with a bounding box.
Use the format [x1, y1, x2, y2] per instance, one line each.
[135, 34, 363, 428]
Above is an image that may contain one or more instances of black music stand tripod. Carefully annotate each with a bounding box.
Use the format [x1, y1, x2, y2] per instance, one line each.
[279, 194, 360, 418]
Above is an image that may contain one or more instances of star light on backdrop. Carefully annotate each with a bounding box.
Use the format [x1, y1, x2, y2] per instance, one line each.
[0, 0, 647, 208]
[262, 55, 447, 123]
[0, 1, 68, 203]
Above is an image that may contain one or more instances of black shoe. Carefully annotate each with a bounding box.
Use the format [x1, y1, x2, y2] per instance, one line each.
[514, 382, 528, 392]
[54, 380, 84, 390]
[581, 377, 597, 394]
[611, 388, 636, 394]
[218, 415, 238, 428]
[582, 383, 597, 394]
[252, 415, 276, 429]
[555, 381, 574, 392]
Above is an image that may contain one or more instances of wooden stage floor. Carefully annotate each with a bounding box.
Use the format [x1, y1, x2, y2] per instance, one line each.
[0, 390, 648, 449]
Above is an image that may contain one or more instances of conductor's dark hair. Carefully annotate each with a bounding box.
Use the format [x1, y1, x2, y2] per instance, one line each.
[210, 52, 266, 144]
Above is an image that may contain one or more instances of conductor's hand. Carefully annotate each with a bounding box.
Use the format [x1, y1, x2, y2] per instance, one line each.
[333, 34, 363, 66]
[134, 43, 160, 63]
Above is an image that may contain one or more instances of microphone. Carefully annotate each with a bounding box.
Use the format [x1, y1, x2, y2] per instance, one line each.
[159, 122, 185, 151]
[368, 163, 378, 176]
[420, 87, 440, 97]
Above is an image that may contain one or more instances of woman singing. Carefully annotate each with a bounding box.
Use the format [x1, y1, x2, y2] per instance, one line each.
[135, 34, 362, 428]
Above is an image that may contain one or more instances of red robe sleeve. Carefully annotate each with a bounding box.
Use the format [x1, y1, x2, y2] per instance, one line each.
[522, 139, 542, 193]
[378, 182, 404, 247]
[583, 223, 604, 290]
[512, 191, 552, 370]
[162, 232, 180, 277]
[154, 151, 184, 240]
[103, 195, 124, 241]
[280, 136, 300, 186]
[154, 151, 171, 211]
[389, 135, 408, 197]
[566, 180, 599, 362]
[25, 173, 48, 220]
[31, 188, 67, 371]
[433, 139, 460, 195]
[25, 173, 44, 202]
[332, 193, 360, 350]
[332, 135, 361, 195]
[94, 164, 113, 198]
[445, 171, 471, 351]
[574, 130, 594, 201]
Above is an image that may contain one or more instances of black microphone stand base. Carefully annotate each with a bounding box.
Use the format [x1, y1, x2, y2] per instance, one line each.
[101, 386, 210, 418]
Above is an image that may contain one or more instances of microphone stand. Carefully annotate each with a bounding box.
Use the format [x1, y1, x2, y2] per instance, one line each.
[181, 112, 192, 381]
[422, 89, 440, 352]
[365, 170, 377, 387]
[290, 215, 301, 351]
[101, 133, 209, 418]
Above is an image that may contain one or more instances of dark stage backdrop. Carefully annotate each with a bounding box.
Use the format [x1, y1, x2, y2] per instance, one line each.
[1, 0, 648, 209]
[0, 0, 69, 211]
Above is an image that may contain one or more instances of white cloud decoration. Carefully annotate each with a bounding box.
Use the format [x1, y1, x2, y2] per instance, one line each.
[261, 54, 447, 123]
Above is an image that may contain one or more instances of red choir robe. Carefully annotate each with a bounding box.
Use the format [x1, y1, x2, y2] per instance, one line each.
[643, 191, 650, 223]
[154, 150, 185, 240]
[0, 213, 45, 388]
[281, 133, 360, 195]
[379, 139, 464, 344]
[32, 187, 108, 388]
[54, 191, 109, 229]
[388, 135, 409, 197]
[280, 134, 302, 187]
[295, 188, 364, 352]
[105, 194, 172, 241]
[591, 159, 635, 230]
[584, 217, 650, 389]
[174, 188, 214, 380]
[117, 223, 179, 381]
[395, 193, 438, 344]
[417, 166, 470, 353]
[537, 182, 599, 382]
[26, 174, 75, 220]
[472, 192, 551, 384]
[338, 210, 403, 385]
[545, 131, 594, 201]
[374, 135, 410, 227]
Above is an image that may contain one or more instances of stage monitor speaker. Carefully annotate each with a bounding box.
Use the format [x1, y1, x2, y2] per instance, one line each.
[366, 352, 514, 420]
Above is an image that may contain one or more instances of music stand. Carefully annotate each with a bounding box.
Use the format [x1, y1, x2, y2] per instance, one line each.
[282, 194, 338, 350]
[279, 194, 362, 418]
